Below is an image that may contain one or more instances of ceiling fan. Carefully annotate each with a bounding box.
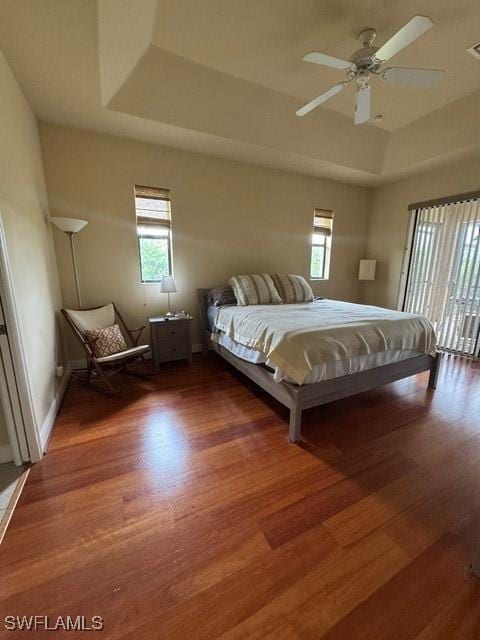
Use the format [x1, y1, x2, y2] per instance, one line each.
[296, 15, 445, 124]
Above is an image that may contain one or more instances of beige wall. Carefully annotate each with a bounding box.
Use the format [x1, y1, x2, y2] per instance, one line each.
[0, 51, 65, 437]
[366, 156, 480, 309]
[40, 123, 371, 356]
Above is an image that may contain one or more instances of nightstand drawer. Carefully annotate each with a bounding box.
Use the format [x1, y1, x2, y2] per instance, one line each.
[154, 339, 188, 361]
[154, 325, 188, 341]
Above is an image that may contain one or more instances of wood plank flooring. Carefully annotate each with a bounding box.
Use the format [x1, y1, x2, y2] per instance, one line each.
[1, 353, 479, 638]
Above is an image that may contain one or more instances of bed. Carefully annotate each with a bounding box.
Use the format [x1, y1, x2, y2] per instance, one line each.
[198, 289, 440, 442]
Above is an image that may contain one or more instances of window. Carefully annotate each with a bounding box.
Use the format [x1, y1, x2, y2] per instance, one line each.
[310, 209, 333, 279]
[134, 185, 173, 283]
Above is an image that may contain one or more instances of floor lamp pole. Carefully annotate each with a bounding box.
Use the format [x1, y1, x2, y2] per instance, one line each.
[67, 232, 82, 309]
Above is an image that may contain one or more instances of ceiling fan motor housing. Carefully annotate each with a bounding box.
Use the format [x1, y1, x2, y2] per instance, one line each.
[350, 46, 381, 75]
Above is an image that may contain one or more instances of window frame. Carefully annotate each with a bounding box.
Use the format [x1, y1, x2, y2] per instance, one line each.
[311, 236, 328, 280]
[137, 233, 172, 284]
[310, 209, 333, 281]
[134, 185, 173, 284]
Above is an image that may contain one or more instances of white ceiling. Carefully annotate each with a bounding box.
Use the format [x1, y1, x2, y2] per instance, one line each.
[0, 0, 479, 186]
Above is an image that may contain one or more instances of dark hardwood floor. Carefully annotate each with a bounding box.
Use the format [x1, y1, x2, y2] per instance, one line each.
[1, 353, 479, 638]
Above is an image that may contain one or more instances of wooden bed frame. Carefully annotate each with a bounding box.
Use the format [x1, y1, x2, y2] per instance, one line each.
[197, 289, 440, 443]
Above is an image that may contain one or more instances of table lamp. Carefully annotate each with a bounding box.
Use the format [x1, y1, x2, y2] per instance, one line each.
[358, 259, 377, 281]
[161, 275, 177, 317]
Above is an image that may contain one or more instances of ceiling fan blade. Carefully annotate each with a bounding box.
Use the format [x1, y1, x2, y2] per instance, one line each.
[296, 82, 347, 117]
[382, 67, 445, 88]
[375, 15, 433, 63]
[302, 52, 352, 70]
[354, 84, 370, 125]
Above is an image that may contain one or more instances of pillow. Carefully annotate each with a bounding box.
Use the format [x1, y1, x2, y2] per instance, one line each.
[84, 324, 127, 358]
[229, 274, 282, 306]
[207, 286, 237, 307]
[270, 274, 314, 303]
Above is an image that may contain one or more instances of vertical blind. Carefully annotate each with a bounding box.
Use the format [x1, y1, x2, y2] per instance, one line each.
[404, 196, 480, 357]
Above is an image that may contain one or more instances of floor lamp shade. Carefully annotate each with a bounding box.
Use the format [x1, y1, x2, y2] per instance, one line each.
[51, 217, 88, 309]
[50, 217, 88, 233]
[358, 259, 376, 281]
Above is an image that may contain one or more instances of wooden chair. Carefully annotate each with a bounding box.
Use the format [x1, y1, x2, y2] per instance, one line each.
[62, 303, 151, 394]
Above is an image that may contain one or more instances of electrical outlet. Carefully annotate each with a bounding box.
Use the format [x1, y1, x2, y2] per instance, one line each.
[56, 365, 64, 377]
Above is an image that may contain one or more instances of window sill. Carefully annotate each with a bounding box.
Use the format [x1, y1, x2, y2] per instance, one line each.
[310, 277, 329, 281]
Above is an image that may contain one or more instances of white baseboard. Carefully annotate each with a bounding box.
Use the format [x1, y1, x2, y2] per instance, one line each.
[0, 443, 13, 463]
[70, 344, 204, 371]
[39, 364, 72, 453]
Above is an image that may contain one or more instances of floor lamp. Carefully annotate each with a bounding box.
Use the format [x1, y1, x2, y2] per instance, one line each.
[51, 217, 88, 309]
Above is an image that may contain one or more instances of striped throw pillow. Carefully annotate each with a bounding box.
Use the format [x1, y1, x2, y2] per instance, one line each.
[270, 274, 314, 303]
[229, 274, 282, 306]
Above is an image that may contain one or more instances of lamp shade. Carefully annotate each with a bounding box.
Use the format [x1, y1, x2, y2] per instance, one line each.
[51, 217, 88, 233]
[160, 275, 177, 293]
[358, 259, 376, 281]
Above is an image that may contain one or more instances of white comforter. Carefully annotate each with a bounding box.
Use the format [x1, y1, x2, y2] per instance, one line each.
[212, 299, 436, 385]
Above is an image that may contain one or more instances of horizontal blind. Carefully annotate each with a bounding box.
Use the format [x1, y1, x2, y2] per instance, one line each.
[134, 185, 171, 227]
[404, 197, 480, 356]
[313, 209, 333, 237]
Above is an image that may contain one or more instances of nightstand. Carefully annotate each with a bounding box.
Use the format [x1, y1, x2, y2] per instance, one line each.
[149, 316, 193, 371]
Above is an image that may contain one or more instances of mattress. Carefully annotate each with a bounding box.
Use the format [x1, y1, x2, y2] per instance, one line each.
[209, 298, 436, 385]
[214, 331, 420, 385]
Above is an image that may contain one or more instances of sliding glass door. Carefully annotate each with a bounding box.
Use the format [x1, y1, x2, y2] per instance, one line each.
[404, 197, 480, 357]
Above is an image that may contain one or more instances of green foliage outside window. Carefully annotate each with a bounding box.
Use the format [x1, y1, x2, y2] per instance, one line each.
[311, 244, 326, 279]
[139, 237, 170, 282]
